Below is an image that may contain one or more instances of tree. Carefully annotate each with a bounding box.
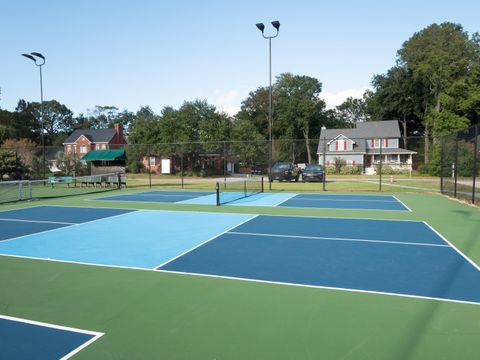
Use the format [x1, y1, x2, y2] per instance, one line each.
[397, 22, 478, 163]
[30, 100, 74, 145]
[0, 149, 28, 180]
[334, 96, 370, 127]
[236, 87, 270, 139]
[231, 117, 266, 168]
[1, 138, 38, 168]
[13, 100, 40, 143]
[368, 66, 423, 147]
[274, 73, 325, 163]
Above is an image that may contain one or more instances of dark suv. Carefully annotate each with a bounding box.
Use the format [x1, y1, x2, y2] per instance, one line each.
[270, 162, 301, 182]
[301, 164, 324, 182]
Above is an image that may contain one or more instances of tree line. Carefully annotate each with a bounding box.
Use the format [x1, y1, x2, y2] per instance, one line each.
[1, 21, 479, 178]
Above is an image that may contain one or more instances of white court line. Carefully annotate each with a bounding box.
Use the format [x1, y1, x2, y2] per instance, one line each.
[0, 314, 104, 360]
[158, 269, 480, 306]
[423, 222, 480, 272]
[0, 218, 76, 225]
[271, 193, 299, 207]
[291, 197, 398, 203]
[154, 215, 259, 269]
[227, 231, 450, 248]
[392, 195, 413, 212]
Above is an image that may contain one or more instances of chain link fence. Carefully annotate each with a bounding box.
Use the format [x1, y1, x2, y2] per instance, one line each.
[440, 124, 479, 205]
[0, 135, 448, 195]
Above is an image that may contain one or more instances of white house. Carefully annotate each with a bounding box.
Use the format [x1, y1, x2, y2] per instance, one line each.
[317, 120, 416, 174]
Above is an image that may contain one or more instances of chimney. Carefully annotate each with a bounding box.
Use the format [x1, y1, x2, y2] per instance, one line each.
[114, 123, 123, 139]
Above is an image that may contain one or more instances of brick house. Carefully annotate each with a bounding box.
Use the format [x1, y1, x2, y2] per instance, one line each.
[317, 120, 416, 174]
[63, 123, 126, 158]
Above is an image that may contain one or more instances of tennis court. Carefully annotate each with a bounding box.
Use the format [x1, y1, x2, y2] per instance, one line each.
[1, 194, 480, 359]
[95, 190, 410, 211]
[1, 206, 478, 304]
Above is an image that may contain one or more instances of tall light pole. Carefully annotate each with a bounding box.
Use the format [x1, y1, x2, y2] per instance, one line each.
[256, 20, 280, 191]
[22, 52, 46, 181]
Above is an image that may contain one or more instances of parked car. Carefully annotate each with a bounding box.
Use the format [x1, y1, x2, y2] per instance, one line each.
[270, 162, 301, 182]
[301, 164, 324, 182]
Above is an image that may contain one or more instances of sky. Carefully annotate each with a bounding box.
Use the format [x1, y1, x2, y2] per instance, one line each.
[1, 0, 480, 116]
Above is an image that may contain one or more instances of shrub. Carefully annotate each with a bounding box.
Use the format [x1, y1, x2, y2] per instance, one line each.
[339, 165, 363, 175]
[333, 157, 345, 174]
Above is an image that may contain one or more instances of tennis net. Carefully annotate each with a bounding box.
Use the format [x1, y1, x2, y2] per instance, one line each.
[0, 173, 125, 204]
[216, 176, 264, 205]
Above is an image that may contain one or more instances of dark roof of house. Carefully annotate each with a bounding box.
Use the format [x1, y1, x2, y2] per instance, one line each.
[317, 120, 402, 154]
[63, 128, 117, 144]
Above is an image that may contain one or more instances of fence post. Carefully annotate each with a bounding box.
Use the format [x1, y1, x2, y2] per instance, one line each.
[73, 150, 77, 187]
[223, 141, 227, 183]
[379, 138, 383, 192]
[148, 145, 152, 189]
[440, 135, 444, 194]
[181, 151, 184, 189]
[473, 125, 478, 204]
[454, 137, 459, 198]
[322, 137, 326, 191]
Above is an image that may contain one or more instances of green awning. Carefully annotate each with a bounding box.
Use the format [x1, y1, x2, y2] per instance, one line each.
[80, 149, 126, 161]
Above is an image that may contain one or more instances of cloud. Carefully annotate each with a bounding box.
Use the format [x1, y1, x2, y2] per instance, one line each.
[208, 89, 241, 116]
[321, 88, 369, 109]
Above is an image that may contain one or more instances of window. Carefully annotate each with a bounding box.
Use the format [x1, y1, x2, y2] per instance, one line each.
[149, 156, 156, 166]
[374, 139, 381, 148]
[80, 145, 87, 153]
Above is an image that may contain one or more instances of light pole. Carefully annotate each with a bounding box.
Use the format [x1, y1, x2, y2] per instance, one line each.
[22, 52, 46, 181]
[256, 20, 280, 191]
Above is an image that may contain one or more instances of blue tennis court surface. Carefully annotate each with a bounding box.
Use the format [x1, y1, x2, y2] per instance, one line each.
[1, 206, 479, 304]
[96, 190, 215, 203]
[95, 190, 410, 211]
[276, 193, 410, 210]
[0, 315, 101, 360]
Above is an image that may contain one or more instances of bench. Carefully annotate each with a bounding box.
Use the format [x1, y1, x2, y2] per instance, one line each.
[80, 175, 103, 188]
[48, 176, 73, 188]
[106, 175, 127, 188]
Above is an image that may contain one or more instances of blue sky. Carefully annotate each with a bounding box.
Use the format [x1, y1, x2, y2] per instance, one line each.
[1, 0, 479, 116]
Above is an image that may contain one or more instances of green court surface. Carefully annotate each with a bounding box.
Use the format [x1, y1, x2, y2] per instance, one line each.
[1, 190, 480, 359]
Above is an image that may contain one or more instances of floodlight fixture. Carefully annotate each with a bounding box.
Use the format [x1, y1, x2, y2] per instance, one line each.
[31, 52, 45, 60]
[271, 21, 280, 30]
[22, 53, 36, 62]
[256, 23, 265, 32]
